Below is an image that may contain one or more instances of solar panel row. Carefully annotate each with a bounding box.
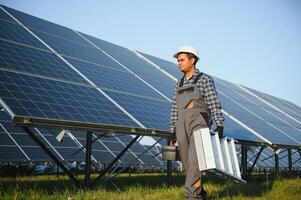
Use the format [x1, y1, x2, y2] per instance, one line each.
[0, 110, 164, 166]
[0, 5, 300, 169]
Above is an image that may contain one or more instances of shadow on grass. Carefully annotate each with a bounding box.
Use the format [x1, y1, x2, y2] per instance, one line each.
[203, 174, 299, 199]
[0, 172, 298, 198]
[0, 173, 185, 194]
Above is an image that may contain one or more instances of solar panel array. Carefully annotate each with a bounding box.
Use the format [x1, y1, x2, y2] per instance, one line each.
[0, 5, 300, 169]
[235, 145, 301, 170]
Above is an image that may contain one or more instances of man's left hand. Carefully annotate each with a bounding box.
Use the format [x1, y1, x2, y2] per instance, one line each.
[214, 126, 224, 138]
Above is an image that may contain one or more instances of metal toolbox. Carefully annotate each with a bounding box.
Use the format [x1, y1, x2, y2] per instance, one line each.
[193, 128, 245, 183]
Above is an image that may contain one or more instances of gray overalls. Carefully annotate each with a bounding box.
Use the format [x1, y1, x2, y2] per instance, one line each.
[175, 73, 210, 199]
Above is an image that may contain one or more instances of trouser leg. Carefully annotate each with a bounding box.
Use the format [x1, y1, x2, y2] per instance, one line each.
[184, 133, 203, 200]
[176, 117, 189, 171]
[185, 111, 208, 200]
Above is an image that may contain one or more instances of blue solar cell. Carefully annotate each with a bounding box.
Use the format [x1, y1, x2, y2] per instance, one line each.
[138, 51, 182, 79]
[80, 33, 176, 98]
[0, 121, 24, 133]
[0, 146, 27, 161]
[0, 41, 88, 84]
[21, 146, 50, 161]
[55, 147, 85, 161]
[103, 141, 128, 152]
[30, 31, 126, 71]
[279, 99, 301, 116]
[223, 115, 265, 143]
[2, 5, 90, 45]
[0, 8, 15, 22]
[105, 90, 170, 130]
[214, 79, 301, 143]
[0, 70, 137, 127]
[67, 58, 165, 99]
[121, 152, 141, 165]
[218, 92, 299, 146]
[0, 130, 15, 145]
[9, 133, 37, 146]
[0, 20, 47, 49]
[265, 109, 301, 130]
[245, 87, 301, 123]
[91, 150, 115, 164]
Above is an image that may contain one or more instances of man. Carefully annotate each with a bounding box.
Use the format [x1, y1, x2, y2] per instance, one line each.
[169, 45, 225, 199]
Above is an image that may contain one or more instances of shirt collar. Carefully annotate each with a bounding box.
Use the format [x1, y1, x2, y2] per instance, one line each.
[184, 69, 201, 81]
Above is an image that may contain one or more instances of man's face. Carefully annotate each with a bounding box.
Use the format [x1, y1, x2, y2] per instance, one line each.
[177, 53, 195, 73]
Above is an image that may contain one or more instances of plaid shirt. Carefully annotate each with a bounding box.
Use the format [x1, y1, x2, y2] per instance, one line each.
[169, 69, 224, 133]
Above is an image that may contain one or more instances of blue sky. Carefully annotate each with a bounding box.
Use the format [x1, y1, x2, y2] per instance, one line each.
[1, 0, 301, 107]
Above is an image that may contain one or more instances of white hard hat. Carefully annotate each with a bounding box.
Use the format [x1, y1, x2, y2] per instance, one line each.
[173, 45, 199, 59]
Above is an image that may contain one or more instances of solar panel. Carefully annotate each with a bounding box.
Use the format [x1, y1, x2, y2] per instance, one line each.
[105, 91, 170, 130]
[66, 58, 164, 99]
[80, 33, 175, 98]
[241, 86, 301, 126]
[217, 80, 301, 125]
[218, 79, 301, 136]
[0, 70, 137, 127]
[2, 6, 91, 45]
[0, 146, 27, 161]
[0, 8, 15, 22]
[0, 41, 87, 84]
[138, 51, 182, 79]
[0, 20, 47, 49]
[0, 6, 176, 133]
[214, 79, 301, 146]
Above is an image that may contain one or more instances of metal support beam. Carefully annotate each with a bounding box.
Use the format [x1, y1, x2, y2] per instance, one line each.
[167, 160, 172, 186]
[84, 130, 93, 187]
[72, 131, 108, 156]
[279, 150, 298, 160]
[105, 138, 164, 181]
[275, 152, 279, 178]
[92, 135, 140, 187]
[241, 145, 248, 179]
[261, 149, 286, 162]
[248, 146, 265, 176]
[288, 149, 292, 175]
[166, 138, 172, 186]
[22, 126, 81, 187]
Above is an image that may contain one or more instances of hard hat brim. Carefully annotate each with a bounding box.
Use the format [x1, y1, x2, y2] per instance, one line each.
[173, 51, 199, 59]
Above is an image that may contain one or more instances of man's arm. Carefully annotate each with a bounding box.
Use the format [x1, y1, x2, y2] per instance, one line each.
[169, 82, 179, 142]
[203, 76, 224, 127]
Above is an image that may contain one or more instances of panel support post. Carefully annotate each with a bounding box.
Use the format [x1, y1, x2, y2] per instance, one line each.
[166, 137, 172, 186]
[241, 145, 248, 179]
[288, 148, 292, 175]
[85, 130, 93, 187]
[275, 152, 279, 178]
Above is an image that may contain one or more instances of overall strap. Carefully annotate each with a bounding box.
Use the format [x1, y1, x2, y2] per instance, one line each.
[179, 72, 203, 87]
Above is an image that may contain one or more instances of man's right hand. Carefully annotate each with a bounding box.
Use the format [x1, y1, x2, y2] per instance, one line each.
[168, 133, 176, 145]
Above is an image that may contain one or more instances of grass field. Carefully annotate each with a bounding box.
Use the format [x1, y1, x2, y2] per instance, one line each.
[0, 173, 301, 200]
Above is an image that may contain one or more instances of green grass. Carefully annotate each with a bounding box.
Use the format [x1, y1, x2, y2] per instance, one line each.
[0, 173, 301, 200]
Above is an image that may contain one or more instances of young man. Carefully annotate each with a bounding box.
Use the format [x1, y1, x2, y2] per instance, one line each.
[169, 45, 225, 199]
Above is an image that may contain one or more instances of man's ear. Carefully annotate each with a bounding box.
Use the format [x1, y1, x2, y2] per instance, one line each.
[189, 57, 195, 65]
